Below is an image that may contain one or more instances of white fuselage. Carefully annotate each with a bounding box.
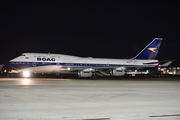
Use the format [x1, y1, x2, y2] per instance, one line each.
[9, 53, 158, 73]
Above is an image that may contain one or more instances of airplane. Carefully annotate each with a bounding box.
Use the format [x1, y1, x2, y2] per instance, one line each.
[8, 38, 173, 79]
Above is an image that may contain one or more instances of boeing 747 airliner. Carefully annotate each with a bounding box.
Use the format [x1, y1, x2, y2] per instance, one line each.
[9, 38, 172, 79]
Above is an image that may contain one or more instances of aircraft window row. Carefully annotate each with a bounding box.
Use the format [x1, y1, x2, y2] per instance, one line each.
[35, 56, 57, 58]
[50, 56, 57, 58]
[60, 63, 120, 66]
[41, 63, 55, 65]
[37, 56, 46, 57]
[10, 62, 122, 66]
[10, 62, 56, 65]
[10, 62, 31, 64]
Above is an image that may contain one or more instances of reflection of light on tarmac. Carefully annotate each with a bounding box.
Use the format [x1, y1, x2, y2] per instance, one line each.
[21, 78, 31, 85]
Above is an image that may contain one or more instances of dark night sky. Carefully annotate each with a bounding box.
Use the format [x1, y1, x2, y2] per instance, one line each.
[0, 1, 180, 66]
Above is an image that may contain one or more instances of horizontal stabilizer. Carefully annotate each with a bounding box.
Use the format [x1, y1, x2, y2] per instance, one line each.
[161, 61, 172, 67]
[143, 59, 175, 64]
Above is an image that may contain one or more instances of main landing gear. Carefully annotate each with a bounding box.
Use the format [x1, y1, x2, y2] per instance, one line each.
[78, 73, 97, 79]
[89, 75, 97, 79]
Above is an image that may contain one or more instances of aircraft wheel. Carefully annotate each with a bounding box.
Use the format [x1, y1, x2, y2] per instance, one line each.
[91, 76, 97, 80]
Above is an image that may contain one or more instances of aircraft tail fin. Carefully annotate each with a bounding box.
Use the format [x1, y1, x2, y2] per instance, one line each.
[133, 38, 162, 60]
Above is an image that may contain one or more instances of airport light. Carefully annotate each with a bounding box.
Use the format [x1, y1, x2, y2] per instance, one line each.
[23, 71, 30, 77]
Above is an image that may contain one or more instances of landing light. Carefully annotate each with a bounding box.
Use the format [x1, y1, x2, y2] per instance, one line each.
[23, 71, 30, 77]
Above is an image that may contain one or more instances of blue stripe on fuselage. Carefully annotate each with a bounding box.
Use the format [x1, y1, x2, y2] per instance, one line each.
[8, 62, 131, 69]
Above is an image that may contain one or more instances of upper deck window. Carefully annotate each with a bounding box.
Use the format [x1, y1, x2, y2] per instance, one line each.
[50, 56, 56, 58]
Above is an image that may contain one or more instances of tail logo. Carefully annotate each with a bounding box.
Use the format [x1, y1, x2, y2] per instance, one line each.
[148, 48, 157, 53]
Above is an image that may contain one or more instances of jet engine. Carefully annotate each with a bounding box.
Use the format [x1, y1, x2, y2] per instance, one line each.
[78, 71, 93, 78]
[110, 69, 125, 76]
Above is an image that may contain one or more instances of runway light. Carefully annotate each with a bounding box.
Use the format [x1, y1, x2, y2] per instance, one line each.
[23, 71, 30, 77]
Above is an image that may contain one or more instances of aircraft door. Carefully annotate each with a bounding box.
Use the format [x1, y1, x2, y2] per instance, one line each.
[32, 62, 37, 67]
[32, 57, 37, 67]
[133, 60, 137, 65]
[56, 63, 60, 66]
[126, 60, 134, 65]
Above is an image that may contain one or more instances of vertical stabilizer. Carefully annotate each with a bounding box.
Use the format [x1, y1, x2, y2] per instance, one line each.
[133, 38, 162, 60]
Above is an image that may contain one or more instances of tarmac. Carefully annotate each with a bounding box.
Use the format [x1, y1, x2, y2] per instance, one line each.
[0, 78, 180, 120]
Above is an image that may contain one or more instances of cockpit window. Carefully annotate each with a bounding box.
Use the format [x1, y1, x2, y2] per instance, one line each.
[21, 54, 25, 56]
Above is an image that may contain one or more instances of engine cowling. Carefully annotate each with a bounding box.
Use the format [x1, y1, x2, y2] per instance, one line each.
[110, 69, 125, 76]
[78, 71, 93, 77]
